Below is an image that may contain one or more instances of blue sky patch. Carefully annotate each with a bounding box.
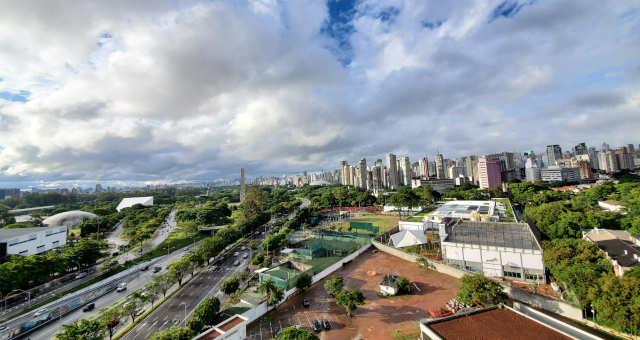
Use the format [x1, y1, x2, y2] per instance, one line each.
[0, 90, 30, 102]
[377, 6, 399, 23]
[488, 0, 536, 22]
[321, 0, 358, 66]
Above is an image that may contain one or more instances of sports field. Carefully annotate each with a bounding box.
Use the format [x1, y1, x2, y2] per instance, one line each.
[332, 213, 400, 234]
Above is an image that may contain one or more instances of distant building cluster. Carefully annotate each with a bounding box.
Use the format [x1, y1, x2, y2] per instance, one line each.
[249, 141, 640, 192]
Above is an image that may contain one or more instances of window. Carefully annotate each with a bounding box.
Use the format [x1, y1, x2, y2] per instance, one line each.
[19, 250, 28, 254]
[46, 230, 66, 237]
[504, 271, 522, 279]
[37, 244, 45, 249]
[525, 273, 542, 281]
[52, 240, 60, 245]
[8, 235, 37, 247]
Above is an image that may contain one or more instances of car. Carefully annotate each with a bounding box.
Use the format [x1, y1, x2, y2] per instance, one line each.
[0, 326, 6, 331]
[273, 327, 280, 337]
[210, 265, 218, 272]
[233, 251, 239, 257]
[152, 266, 162, 273]
[322, 319, 331, 330]
[140, 265, 149, 271]
[83, 303, 95, 312]
[75, 272, 87, 280]
[312, 319, 321, 332]
[33, 308, 48, 317]
[233, 260, 240, 266]
[303, 298, 310, 307]
[116, 282, 127, 292]
[242, 253, 249, 259]
[241, 246, 247, 251]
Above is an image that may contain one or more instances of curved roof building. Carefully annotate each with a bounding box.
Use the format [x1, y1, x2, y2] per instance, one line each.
[43, 210, 97, 227]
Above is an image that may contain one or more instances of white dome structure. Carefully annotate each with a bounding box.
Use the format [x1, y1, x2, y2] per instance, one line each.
[43, 210, 97, 227]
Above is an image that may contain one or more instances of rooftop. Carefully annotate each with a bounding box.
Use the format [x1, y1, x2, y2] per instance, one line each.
[444, 221, 541, 250]
[0, 226, 67, 242]
[600, 200, 625, 206]
[423, 306, 572, 340]
[428, 200, 497, 220]
[597, 239, 640, 267]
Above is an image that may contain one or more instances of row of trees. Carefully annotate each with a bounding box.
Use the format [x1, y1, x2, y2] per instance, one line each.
[323, 276, 366, 317]
[175, 199, 232, 226]
[0, 238, 107, 295]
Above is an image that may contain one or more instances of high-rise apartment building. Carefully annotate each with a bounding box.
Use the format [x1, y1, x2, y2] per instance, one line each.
[341, 161, 350, 185]
[398, 156, 411, 186]
[240, 168, 246, 202]
[419, 157, 429, 179]
[386, 153, 398, 189]
[478, 157, 502, 189]
[577, 160, 592, 180]
[615, 147, 633, 170]
[525, 158, 541, 182]
[435, 154, 445, 179]
[574, 142, 587, 155]
[359, 158, 368, 189]
[546, 145, 562, 167]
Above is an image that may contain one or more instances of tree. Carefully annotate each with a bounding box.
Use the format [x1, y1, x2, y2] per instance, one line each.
[295, 273, 312, 291]
[251, 253, 265, 266]
[57, 319, 105, 340]
[153, 273, 174, 298]
[149, 326, 193, 340]
[169, 257, 190, 286]
[144, 281, 161, 306]
[277, 326, 320, 340]
[324, 276, 343, 296]
[336, 289, 365, 317]
[187, 317, 204, 334]
[221, 276, 240, 296]
[248, 239, 258, 250]
[456, 274, 507, 307]
[244, 187, 267, 218]
[193, 296, 220, 326]
[395, 276, 412, 295]
[588, 275, 640, 334]
[258, 279, 284, 306]
[100, 305, 122, 340]
[122, 299, 140, 323]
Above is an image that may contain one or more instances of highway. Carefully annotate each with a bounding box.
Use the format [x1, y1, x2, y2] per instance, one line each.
[20, 245, 189, 340]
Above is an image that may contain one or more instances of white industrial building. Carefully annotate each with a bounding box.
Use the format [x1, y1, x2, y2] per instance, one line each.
[0, 226, 68, 256]
[441, 221, 545, 283]
[399, 200, 507, 234]
[116, 196, 154, 212]
[540, 166, 580, 182]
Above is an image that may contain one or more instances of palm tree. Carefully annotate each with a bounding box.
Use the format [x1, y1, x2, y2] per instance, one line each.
[258, 279, 284, 307]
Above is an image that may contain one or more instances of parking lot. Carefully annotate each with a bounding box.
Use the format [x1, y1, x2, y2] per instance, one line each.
[247, 249, 461, 340]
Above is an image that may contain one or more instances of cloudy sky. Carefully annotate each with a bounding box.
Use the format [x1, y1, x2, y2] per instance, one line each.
[0, 0, 639, 188]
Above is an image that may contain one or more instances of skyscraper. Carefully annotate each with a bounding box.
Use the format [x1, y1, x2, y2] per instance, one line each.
[240, 168, 246, 202]
[398, 156, 411, 186]
[525, 158, 541, 182]
[577, 160, 592, 179]
[359, 158, 367, 189]
[386, 153, 398, 189]
[545, 145, 562, 166]
[419, 157, 429, 179]
[435, 154, 445, 179]
[478, 157, 502, 189]
[341, 161, 350, 185]
[574, 142, 587, 155]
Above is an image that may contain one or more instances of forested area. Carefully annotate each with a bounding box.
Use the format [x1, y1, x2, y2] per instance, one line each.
[509, 177, 640, 335]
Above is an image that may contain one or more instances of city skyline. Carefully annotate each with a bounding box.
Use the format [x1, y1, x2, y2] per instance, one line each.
[0, 1, 639, 187]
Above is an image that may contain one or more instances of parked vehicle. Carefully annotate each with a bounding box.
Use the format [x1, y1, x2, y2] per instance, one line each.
[242, 253, 249, 259]
[322, 319, 331, 330]
[210, 265, 218, 272]
[312, 319, 321, 332]
[273, 327, 280, 337]
[303, 298, 310, 307]
[152, 266, 162, 273]
[233, 251, 239, 257]
[233, 260, 240, 266]
[83, 303, 95, 312]
[116, 282, 127, 292]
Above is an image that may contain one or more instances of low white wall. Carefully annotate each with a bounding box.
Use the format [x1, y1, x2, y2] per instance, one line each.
[242, 301, 268, 323]
[312, 244, 371, 285]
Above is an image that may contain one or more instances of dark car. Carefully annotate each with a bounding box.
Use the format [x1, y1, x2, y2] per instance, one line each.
[322, 319, 330, 330]
[312, 319, 321, 332]
[152, 266, 162, 273]
[83, 303, 95, 312]
[140, 265, 149, 271]
[303, 297, 310, 307]
[273, 327, 280, 337]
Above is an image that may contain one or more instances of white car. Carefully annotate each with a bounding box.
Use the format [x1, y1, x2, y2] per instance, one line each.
[242, 253, 249, 259]
[116, 282, 127, 292]
[75, 272, 87, 280]
[33, 308, 48, 317]
[233, 252, 239, 257]
[233, 260, 240, 266]
[210, 265, 218, 272]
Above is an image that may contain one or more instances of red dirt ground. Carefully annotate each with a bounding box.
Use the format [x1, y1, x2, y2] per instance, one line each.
[247, 249, 461, 340]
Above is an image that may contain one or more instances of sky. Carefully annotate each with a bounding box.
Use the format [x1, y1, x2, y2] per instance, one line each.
[0, 0, 639, 188]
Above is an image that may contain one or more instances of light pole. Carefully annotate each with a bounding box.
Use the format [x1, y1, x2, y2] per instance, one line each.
[180, 302, 187, 323]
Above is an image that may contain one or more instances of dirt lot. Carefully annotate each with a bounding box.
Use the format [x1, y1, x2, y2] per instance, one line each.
[247, 249, 461, 340]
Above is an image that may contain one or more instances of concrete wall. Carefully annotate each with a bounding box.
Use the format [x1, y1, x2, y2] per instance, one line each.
[312, 244, 371, 285]
[242, 301, 267, 323]
[371, 240, 583, 321]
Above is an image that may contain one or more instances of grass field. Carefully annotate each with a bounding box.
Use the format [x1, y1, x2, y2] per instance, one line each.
[332, 213, 400, 234]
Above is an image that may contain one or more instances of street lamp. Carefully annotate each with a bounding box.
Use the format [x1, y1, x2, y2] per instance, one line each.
[180, 302, 187, 323]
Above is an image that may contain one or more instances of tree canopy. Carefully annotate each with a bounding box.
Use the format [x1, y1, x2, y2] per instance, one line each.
[456, 274, 507, 307]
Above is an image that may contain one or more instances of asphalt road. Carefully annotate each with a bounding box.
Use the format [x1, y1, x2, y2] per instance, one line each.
[25, 246, 189, 340]
[121, 249, 252, 340]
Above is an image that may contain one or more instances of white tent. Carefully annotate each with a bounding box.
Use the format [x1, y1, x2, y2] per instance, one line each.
[116, 197, 154, 212]
[390, 230, 428, 248]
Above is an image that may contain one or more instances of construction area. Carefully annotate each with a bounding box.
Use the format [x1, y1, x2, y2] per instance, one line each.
[246, 250, 461, 340]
